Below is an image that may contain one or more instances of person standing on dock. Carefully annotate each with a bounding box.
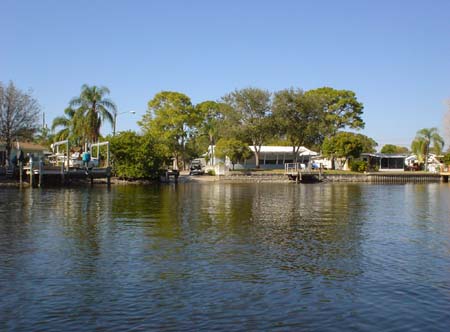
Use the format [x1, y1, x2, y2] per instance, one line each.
[82, 149, 91, 171]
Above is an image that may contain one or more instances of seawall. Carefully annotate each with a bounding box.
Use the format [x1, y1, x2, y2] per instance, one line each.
[217, 172, 443, 183]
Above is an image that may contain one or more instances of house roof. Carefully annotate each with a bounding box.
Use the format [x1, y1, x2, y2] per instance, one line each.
[362, 153, 407, 158]
[0, 141, 48, 152]
[249, 146, 318, 155]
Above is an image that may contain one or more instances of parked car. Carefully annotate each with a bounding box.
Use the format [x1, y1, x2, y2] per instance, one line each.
[189, 158, 206, 175]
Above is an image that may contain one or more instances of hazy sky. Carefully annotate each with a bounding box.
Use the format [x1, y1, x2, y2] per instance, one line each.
[1, 0, 449, 148]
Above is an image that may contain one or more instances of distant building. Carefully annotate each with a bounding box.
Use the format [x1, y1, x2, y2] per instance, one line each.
[361, 153, 407, 172]
[0, 141, 48, 166]
[209, 145, 318, 170]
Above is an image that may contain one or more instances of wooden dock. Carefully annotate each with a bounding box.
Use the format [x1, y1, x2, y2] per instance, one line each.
[285, 163, 323, 183]
[24, 164, 112, 187]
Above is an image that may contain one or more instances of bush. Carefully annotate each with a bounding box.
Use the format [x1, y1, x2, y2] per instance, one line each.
[443, 153, 450, 165]
[350, 160, 368, 172]
[207, 169, 216, 176]
[109, 131, 170, 179]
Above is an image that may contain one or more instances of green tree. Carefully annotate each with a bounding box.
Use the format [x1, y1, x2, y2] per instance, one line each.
[411, 127, 444, 171]
[380, 144, 409, 154]
[69, 84, 116, 144]
[51, 107, 86, 146]
[215, 138, 252, 170]
[34, 125, 53, 148]
[222, 88, 272, 168]
[273, 88, 323, 158]
[443, 152, 450, 165]
[139, 91, 202, 169]
[0, 81, 40, 161]
[322, 132, 377, 169]
[109, 131, 169, 179]
[305, 87, 364, 136]
[195, 101, 228, 162]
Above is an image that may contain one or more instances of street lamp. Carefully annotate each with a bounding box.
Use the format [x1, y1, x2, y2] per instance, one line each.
[113, 111, 136, 136]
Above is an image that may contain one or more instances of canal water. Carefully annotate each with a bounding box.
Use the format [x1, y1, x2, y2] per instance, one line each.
[1, 183, 450, 331]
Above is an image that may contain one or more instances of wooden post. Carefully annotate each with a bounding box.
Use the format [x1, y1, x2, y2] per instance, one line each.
[38, 159, 43, 187]
[19, 161, 23, 186]
[29, 157, 34, 188]
[106, 143, 110, 168]
[61, 158, 65, 185]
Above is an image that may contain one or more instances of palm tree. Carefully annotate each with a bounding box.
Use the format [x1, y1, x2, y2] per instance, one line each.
[412, 127, 444, 171]
[69, 84, 116, 143]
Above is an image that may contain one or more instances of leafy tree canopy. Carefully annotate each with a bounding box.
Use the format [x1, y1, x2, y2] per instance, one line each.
[139, 91, 201, 168]
[411, 127, 444, 170]
[69, 84, 116, 144]
[215, 138, 252, 170]
[109, 131, 170, 179]
[222, 87, 273, 167]
[305, 87, 364, 135]
[322, 132, 377, 168]
[272, 88, 324, 153]
[380, 144, 409, 154]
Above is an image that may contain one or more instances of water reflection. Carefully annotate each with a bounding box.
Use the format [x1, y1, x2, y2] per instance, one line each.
[1, 183, 450, 331]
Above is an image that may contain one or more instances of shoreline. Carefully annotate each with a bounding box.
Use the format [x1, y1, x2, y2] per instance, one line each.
[0, 171, 445, 187]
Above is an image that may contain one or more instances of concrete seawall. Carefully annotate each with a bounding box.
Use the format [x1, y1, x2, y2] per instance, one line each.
[218, 172, 442, 183]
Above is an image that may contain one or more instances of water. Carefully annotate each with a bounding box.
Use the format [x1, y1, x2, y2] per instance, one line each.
[1, 183, 450, 331]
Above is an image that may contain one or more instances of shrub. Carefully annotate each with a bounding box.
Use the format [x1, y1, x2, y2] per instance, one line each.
[109, 131, 170, 179]
[207, 169, 216, 176]
[443, 153, 450, 165]
[350, 160, 368, 172]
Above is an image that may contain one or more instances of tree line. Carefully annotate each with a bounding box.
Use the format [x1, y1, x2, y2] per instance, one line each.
[1, 80, 449, 178]
[138, 87, 369, 171]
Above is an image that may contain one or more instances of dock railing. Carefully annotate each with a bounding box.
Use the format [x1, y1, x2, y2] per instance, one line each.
[285, 162, 301, 175]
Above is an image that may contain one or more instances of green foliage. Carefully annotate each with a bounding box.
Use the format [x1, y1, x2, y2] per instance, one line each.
[69, 84, 117, 144]
[350, 160, 368, 172]
[322, 132, 377, 168]
[215, 138, 252, 170]
[33, 125, 54, 149]
[139, 91, 201, 169]
[443, 153, 450, 165]
[305, 87, 364, 136]
[272, 88, 324, 151]
[109, 131, 170, 179]
[380, 144, 409, 154]
[51, 107, 85, 146]
[222, 88, 273, 167]
[207, 169, 216, 176]
[411, 127, 444, 170]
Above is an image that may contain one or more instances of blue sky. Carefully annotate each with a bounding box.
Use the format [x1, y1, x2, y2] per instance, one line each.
[1, 0, 449, 148]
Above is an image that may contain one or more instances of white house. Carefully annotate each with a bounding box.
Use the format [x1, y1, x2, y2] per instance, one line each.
[208, 145, 318, 170]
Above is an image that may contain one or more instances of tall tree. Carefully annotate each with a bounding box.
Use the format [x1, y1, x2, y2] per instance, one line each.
[0, 81, 40, 160]
[69, 84, 116, 144]
[412, 127, 444, 171]
[222, 88, 272, 168]
[139, 91, 201, 169]
[322, 132, 377, 169]
[196, 101, 225, 163]
[272, 88, 323, 159]
[305, 87, 364, 136]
